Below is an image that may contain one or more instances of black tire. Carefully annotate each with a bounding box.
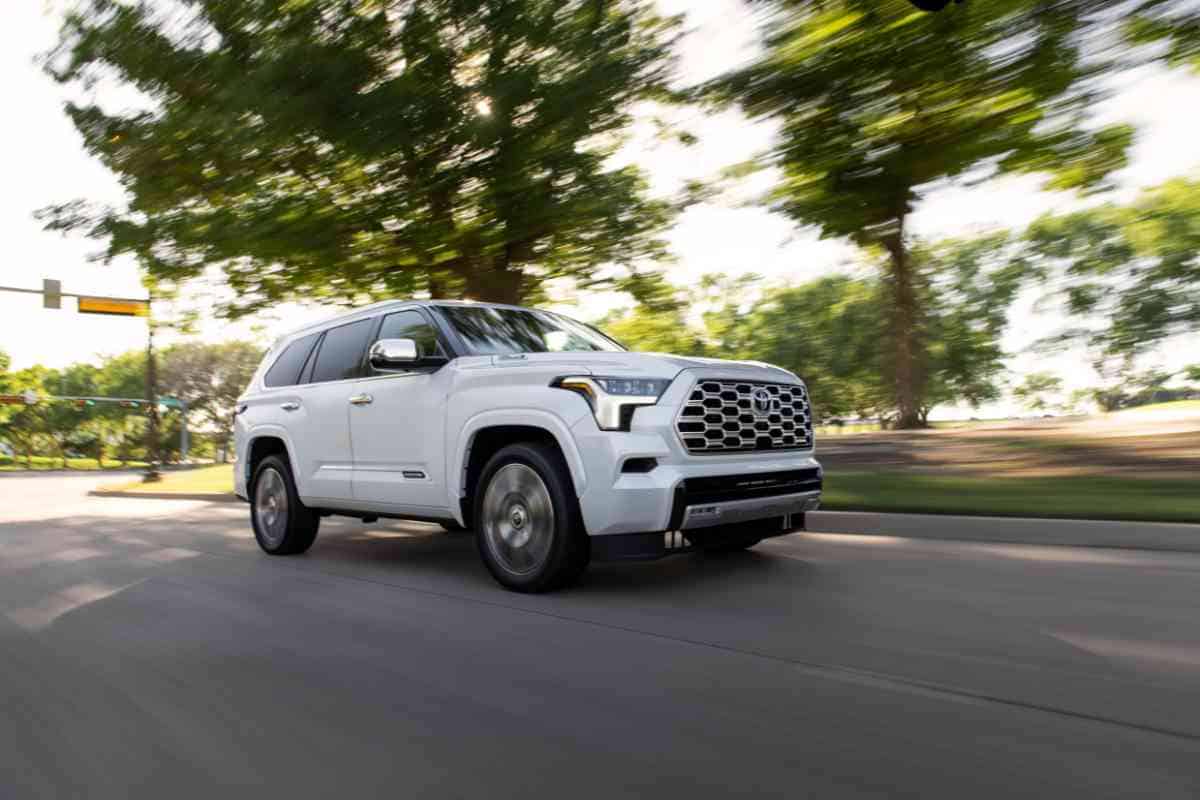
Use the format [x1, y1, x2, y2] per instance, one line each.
[473, 443, 590, 592]
[250, 454, 320, 555]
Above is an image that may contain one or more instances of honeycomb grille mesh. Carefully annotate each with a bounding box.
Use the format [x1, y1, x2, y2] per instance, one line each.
[675, 380, 813, 454]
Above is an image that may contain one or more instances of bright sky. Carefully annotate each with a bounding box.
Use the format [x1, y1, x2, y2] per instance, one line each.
[3, 0, 1199, 416]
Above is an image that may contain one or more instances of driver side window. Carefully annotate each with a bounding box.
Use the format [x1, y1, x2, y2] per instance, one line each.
[374, 310, 446, 363]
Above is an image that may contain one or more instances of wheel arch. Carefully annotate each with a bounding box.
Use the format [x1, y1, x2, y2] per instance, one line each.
[451, 412, 586, 528]
[245, 430, 300, 491]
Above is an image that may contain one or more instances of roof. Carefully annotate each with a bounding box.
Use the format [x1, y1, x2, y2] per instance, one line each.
[268, 298, 534, 348]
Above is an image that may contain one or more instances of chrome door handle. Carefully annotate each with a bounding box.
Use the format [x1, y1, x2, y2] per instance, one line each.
[349, 393, 373, 406]
[279, 402, 300, 411]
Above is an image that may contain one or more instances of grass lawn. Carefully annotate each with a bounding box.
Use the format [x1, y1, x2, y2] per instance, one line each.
[822, 470, 1200, 524]
[97, 462, 1198, 524]
[1, 455, 149, 471]
[1112, 399, 1200, 414]
[102, 464, 234, 495]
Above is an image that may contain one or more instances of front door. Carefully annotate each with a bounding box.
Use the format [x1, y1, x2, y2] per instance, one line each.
[349, 309, 452, 512]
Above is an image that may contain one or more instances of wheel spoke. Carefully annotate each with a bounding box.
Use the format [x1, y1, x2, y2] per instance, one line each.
[255, 467, 289, 548]
[482, 463, 556, 577]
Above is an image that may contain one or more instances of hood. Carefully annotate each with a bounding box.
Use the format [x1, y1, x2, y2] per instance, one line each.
[489, 351, 800, 384]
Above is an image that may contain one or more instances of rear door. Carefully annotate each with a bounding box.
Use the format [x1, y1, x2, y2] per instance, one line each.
[288, 318, 374, 505]
[349, 308, 453, 512]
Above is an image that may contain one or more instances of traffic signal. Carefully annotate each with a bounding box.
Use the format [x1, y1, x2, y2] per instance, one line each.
[119, 400, 142, 408]
[43, 279, 61, 310]
[75, 399, 96, 409]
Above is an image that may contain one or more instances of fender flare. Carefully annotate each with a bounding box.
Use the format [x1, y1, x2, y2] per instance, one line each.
[244, 425, 303, 491]
[449, 409, 588, 523]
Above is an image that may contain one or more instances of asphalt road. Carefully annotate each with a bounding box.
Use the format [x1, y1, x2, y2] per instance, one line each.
[2, 472, 1199, 798]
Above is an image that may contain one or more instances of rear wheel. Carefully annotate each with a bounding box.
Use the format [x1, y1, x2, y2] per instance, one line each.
[474, 443, 589, 592]
[250, 455, 320, 555]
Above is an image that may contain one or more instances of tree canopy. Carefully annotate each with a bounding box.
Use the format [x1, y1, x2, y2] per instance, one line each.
[708, 0, 1198, 426]
[604, 232, 1021, 424]
[42, 0, 682, 313]
[1013, 372, 1063, 412]
[1027, 176, 1200, 369]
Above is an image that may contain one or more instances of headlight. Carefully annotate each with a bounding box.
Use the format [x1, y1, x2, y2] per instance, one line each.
[553, 376, 672, 431]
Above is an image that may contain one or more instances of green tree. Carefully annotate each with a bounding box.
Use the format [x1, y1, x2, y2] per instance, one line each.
[159, 341, 264, 457]
[0, 367, 55, 466]
[599, 273, 760, 357]
[726, 276, 889, 421]
[914, 233, 1023, 423]
[43, 0, 680, 312]
[1065, 388, 1095, 415]
[707, 0, 1200, 426]
[1013, 372, 1063, 413]
[1026, 177, 1200, 369]
[601, 305, 707, 357]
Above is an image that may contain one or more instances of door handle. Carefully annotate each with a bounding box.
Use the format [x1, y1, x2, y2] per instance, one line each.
[280, 402, 300, 411]
[349, 393, 373, 406]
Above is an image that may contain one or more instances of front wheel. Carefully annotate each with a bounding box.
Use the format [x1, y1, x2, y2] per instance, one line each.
[250, 455, 320, 555]
[474, 443, 589, 592]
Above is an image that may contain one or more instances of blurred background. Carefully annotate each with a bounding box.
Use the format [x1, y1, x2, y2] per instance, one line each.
[2, 0, 1199, 520]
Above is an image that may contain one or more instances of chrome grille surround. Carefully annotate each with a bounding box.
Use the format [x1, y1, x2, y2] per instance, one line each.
[675, 379, 813, 454]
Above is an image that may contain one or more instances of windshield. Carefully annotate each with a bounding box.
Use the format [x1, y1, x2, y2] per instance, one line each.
[438, 305, 625, 355]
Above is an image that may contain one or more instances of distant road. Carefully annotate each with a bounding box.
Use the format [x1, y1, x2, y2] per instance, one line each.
[2, 473, 1198, 798]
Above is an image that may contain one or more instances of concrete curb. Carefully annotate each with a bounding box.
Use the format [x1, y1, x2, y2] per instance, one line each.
[806, 510, 1200, 554]
[89, 490, 241, 503]
[79, 491, 1200, 552]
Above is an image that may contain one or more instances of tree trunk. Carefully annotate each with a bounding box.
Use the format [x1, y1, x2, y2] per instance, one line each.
[883, 219, 924, 429]
[464, 260, 523, 305]
[426, 271, 447, 300]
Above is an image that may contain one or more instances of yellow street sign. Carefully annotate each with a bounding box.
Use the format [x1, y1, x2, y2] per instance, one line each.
[77, 297, 150, 317]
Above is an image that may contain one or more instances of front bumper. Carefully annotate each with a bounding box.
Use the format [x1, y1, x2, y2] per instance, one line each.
[571, 387, 823, 543]
[678, 489, 822, 531]
[591, 495, 819, 562]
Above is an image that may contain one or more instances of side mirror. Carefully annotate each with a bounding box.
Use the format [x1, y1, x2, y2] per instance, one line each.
[369, 338, 419, 370]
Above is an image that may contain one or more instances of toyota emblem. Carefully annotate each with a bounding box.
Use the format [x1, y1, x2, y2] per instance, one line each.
[752, 387, 773, 416]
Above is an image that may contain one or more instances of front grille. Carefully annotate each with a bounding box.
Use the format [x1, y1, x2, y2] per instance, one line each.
[676, 379, 813, 454]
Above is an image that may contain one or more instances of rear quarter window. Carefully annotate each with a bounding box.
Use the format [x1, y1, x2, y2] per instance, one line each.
[263, 333, 320, 388]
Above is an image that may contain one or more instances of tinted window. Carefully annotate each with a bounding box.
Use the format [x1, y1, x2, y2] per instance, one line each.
[263, 333, 320, 388]
[376, 310, 446, 361]
[439, 306, 624, 356]
[310, 319, 373, 383]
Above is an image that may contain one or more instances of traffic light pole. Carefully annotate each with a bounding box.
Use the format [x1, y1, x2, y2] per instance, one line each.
[2, 280, 186, 468]
[144, 305, 161, 483]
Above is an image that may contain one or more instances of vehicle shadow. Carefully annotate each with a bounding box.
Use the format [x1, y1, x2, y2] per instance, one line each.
[311, 518, 811, 598]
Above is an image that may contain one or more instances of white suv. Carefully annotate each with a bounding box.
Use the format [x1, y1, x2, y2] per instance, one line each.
[234, 300, 822, 592]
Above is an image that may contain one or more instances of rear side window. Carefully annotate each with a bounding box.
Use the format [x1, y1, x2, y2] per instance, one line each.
[263, 333, 320, 388]
[376, 310, 446, 360]
[310, 319, 373, 383]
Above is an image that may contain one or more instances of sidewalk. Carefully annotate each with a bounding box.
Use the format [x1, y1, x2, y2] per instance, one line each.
[89, 488, 239, 503]
[805, 510, 1200, 554]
